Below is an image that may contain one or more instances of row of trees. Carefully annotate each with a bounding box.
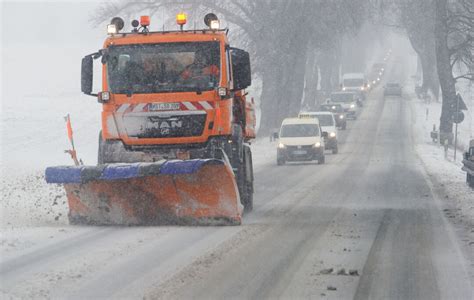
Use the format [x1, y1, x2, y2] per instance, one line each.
[94, 1, 472, 138]
[94, 0, 372, 134]
[380, 0, 473, 140]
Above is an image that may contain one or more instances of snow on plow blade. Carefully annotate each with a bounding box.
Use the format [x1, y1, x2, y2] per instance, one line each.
[45, 159, 243, 225]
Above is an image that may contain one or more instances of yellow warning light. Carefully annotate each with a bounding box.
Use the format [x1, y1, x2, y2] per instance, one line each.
[177, 13, 187, 26]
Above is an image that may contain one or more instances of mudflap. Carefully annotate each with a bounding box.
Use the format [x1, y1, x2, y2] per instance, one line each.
[45, 159, 243, 226]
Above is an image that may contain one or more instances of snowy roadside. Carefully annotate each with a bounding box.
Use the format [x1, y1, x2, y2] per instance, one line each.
[409, 87, 473, 263]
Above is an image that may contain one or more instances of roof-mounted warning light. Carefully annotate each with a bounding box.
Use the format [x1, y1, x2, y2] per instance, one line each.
[204, 13, 220, 30]
[140, 16, 150, 27]
[176, 12, 187, 30]
[107, 17, 124, 35]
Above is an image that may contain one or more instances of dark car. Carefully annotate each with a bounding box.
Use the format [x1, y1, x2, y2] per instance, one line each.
[384, 83, 402, 96]
[462, 139, 474, 188]
[319, 103, 347, 130]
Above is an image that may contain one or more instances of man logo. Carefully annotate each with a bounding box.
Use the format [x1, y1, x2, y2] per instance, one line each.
[146, 119, 183, 135]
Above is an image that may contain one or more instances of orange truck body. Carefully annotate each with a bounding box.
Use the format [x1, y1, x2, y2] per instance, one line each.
[99, 31, 256, 148]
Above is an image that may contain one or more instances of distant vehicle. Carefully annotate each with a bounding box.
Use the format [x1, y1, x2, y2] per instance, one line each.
[462, 139, 474, 188]
[342, 73, 368, 93]
[329, 92, 359, 119]
[276, 117, 326, 165]
[299, 111, 338, 154]
[384, 83, 402, 96]
[319, 103, 347, 130]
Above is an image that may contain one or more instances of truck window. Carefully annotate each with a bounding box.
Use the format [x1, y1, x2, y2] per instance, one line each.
[107, 42, 220, 94]
[280, 124, 320, 138]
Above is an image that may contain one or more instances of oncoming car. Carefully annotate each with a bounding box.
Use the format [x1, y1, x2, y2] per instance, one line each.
[277, 118, 326, 165]
[299, 112, 338, 154]
[319, 103, 347, 130]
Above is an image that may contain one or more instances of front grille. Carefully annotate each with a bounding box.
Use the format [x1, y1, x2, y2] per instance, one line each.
[135, 114, 206, 138]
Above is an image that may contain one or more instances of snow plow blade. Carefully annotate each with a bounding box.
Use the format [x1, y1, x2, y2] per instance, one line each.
[45, 159, 242, 225]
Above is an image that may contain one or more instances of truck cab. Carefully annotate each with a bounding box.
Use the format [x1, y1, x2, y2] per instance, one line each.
[342, 73, 368, 93]
[81, 15, 256, 164]
[276, 117, 326, 165]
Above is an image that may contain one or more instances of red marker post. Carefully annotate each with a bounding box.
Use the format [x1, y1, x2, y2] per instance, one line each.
[64, 114, 81, 166]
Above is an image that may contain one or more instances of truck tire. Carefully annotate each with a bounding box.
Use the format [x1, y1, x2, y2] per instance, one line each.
[240, 145, 254, 212]
[231, 124, 244, 166]
[342, 123, 347, 130]
[332, 145, 338, 154]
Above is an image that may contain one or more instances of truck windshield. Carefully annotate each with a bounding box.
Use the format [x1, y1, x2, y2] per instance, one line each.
[107, 42, 220, 94]
[280, 124, 320, 138]
[331, 93, 354, 103]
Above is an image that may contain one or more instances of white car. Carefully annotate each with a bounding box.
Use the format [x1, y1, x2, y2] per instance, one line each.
[299, 111, 338, 154]
[329, 92, 359, 119]
[277, 117, 326, 165]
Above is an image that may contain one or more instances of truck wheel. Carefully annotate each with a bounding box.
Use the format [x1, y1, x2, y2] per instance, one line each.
[277, 157, 285, 166]
[342, 123, 347, 130]
[332, 145, 338, 154]
[238, 145, 253, 213]
[231, 124, 244, 165]
[318, 155, 325, 164]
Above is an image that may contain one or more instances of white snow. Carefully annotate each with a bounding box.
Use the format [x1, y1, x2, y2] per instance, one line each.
[408, 82, 474, 237]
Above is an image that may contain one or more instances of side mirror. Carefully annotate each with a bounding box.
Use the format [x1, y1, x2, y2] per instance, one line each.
[81, 55, 94, 95]
[322, 132, 328, 138]
[231, 48, 251, 90]
[273, 132, 279, 139]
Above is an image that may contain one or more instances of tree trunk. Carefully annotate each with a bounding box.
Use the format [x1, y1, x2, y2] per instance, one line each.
[435, 0, 456, 141]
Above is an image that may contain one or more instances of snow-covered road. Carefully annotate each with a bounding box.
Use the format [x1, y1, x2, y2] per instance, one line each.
[1, 65, 473, 299]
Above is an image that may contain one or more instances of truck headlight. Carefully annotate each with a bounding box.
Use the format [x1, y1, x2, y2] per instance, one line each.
[350, 104, 355, 108]
[313, 142, 321, 148]
[278, 143, 286, 149]
[329, 132, 336, 138]
[339, 115, 344, 119]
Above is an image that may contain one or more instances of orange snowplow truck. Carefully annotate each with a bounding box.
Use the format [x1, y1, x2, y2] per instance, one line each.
[45, 13, 256, 225]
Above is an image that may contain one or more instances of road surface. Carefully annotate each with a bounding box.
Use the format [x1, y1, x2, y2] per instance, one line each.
[1, 67, 472, 299]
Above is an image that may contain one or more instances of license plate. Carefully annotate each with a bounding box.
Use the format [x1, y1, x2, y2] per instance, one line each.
[293, 150, 307, 155]
[149, 102, 180, 111]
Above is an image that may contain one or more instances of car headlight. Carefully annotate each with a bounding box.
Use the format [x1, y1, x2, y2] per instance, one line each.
[339, 115, 344, 119]
[278, 143, 286, 149]
[342, 87, 346, 91]
[329, 132, 336, 138]
[350, 104, 355, 108]
[313, 142, 321, 148]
